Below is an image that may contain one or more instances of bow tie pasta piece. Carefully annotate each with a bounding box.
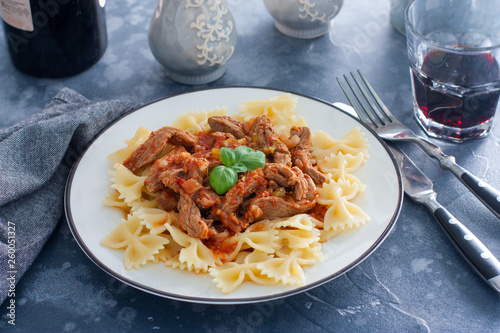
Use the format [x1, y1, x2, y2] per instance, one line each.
[108, 127, 152, 165]
[136, 207, 179, 235]
[155, 236, 208, 274]
[209, 262, 277, 294]
[318, 228, 343, 242]
[271, 213, 316, 231]
[317, 179, 370, 232]
[275, 242, 323, 263]
[223, 228, 280, 262]
[109, 163, 147, 204]
[276, 228, 320, 250]
[164, 223, 222, 273]
[209, 251, 277, 293]
[163, 250, 207, 274]
[237, 93, 297, 120]
[172, 107, 227, 134]
[151, 235, 178, 263]
[317, 152, 366, 189]
[319, 178, 362, 202]
[257, 245, 322, 287]
[102, 189, 131, 210]
[128, 197, 160, 213]
[101, 212, 170, 269]
[257, 254, 305, 286]
[236, 93, 306, 134]
[311, 128, 369, 163]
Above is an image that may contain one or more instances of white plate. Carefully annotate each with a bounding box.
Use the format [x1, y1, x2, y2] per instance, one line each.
[65, 87, 402, 304]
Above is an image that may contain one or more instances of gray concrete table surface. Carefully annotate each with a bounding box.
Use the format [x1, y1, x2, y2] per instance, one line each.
[1, 0, 499, 332]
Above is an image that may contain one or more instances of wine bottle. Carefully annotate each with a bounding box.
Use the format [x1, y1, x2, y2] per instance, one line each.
[0, 0, 107, 77]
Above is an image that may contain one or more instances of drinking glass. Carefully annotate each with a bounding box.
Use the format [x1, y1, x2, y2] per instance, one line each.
[405, 0, 500, 142]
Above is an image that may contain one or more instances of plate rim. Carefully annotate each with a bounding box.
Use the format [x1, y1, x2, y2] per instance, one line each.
[64, 85, 403, 305]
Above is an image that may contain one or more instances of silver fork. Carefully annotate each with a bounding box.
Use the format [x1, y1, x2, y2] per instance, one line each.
[337, 69, 500, 219]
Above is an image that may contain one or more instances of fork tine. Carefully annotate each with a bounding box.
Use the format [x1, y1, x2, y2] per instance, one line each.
[337, 74, 378, 127]
[348, 72, 387, 126]
[336, 77, 371, 125]
[356, 69, 393, 124]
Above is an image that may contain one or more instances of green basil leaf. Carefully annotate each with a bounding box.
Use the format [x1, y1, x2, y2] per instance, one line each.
[231, 162, 247, 173]
[238, 149, 266, 171]
[233, 145, 253, 163]
[220, 147, 236, 167]
[209, 165, 238, 195]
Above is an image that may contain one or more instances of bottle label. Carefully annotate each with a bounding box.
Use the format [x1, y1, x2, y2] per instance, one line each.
[0, 0, 34, 31]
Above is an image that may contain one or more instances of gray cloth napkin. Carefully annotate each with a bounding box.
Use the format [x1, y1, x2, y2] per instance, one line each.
[0, 88, 142, 305]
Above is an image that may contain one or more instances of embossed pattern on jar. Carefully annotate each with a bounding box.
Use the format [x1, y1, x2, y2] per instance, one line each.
[263, 0, 343, 39]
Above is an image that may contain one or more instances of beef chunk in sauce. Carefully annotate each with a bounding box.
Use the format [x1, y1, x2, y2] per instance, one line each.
[124, 126, 197, 173]
[208, 116, 246, 139]
[248, 116, 291, 165]
[290, 126, 327, 185]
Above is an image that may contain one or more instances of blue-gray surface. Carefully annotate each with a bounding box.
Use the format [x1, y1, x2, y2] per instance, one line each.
[1, 0, 499, 332]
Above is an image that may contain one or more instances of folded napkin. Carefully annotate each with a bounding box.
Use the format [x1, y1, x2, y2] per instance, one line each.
[0, 88, 142, 305]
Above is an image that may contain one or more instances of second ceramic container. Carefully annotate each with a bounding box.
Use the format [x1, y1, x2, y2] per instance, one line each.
[263, 0, 343, 39]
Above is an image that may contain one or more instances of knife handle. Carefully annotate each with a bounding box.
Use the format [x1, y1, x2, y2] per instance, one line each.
[460, 171, 500, 219]
[430, 203, 500, 293]
[414, 137, 500, 219]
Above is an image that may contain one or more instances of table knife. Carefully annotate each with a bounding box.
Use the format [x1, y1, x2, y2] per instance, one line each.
[390, 146, 500, 293]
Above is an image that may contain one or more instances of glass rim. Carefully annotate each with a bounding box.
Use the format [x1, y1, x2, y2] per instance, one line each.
[405, 0, 500, 52]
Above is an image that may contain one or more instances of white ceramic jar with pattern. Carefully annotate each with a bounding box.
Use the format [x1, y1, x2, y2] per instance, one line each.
[149, 0, 237, 85]
[263, 0, 343, 39]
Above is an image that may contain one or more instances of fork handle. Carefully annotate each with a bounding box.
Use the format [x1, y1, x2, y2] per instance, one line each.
[414, 137, 500, 219]
[423, 194, 500, 293]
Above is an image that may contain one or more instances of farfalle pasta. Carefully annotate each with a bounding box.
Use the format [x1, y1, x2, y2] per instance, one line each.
[102, 94, 370, 293]
[172, 107, 227, 134]
[101, 211, 170, 270]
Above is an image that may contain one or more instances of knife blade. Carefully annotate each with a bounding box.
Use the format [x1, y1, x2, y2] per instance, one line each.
[390, 146, 500, 293]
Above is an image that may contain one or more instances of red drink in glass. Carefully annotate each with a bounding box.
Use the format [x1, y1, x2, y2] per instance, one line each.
[405, 0, 500, 142]
[411, 48, 500, 141]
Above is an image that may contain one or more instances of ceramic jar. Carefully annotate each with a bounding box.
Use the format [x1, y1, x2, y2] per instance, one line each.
[263, 0, 343, 39]
[149, 0, 237, 85]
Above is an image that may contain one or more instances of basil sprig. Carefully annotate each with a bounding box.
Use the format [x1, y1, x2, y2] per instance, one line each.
[209, 146, 266, 195]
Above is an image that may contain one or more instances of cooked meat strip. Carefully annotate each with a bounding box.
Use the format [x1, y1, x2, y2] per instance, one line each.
[244, 196, 316, 222]
[193, 187, 221, 209]
[158, 154, 209, 193]
[273, 152, 291, 165]
[248, 116, 291, 165]
[178, 178, 203, 194]
[183, 154, 210, 184]
[179, 179, 221, 209]
[145, 146, 189, 193]
[124, 126, 197, 173]
[206, 228, 230, 243]
[264, 163, 317, 201]
[178, 191, 210, 239]
[196, 131, 235, 153]
[290, 126, 327, 185]
[264, 163, 296, 187]
[218, 168, 268, 233]
[155, 188, 179, 211]
[244, 162, 319, 223]
[294, 172, 317, 202]
[145, 146, 210, 193]
[208, 116, 246, 139]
